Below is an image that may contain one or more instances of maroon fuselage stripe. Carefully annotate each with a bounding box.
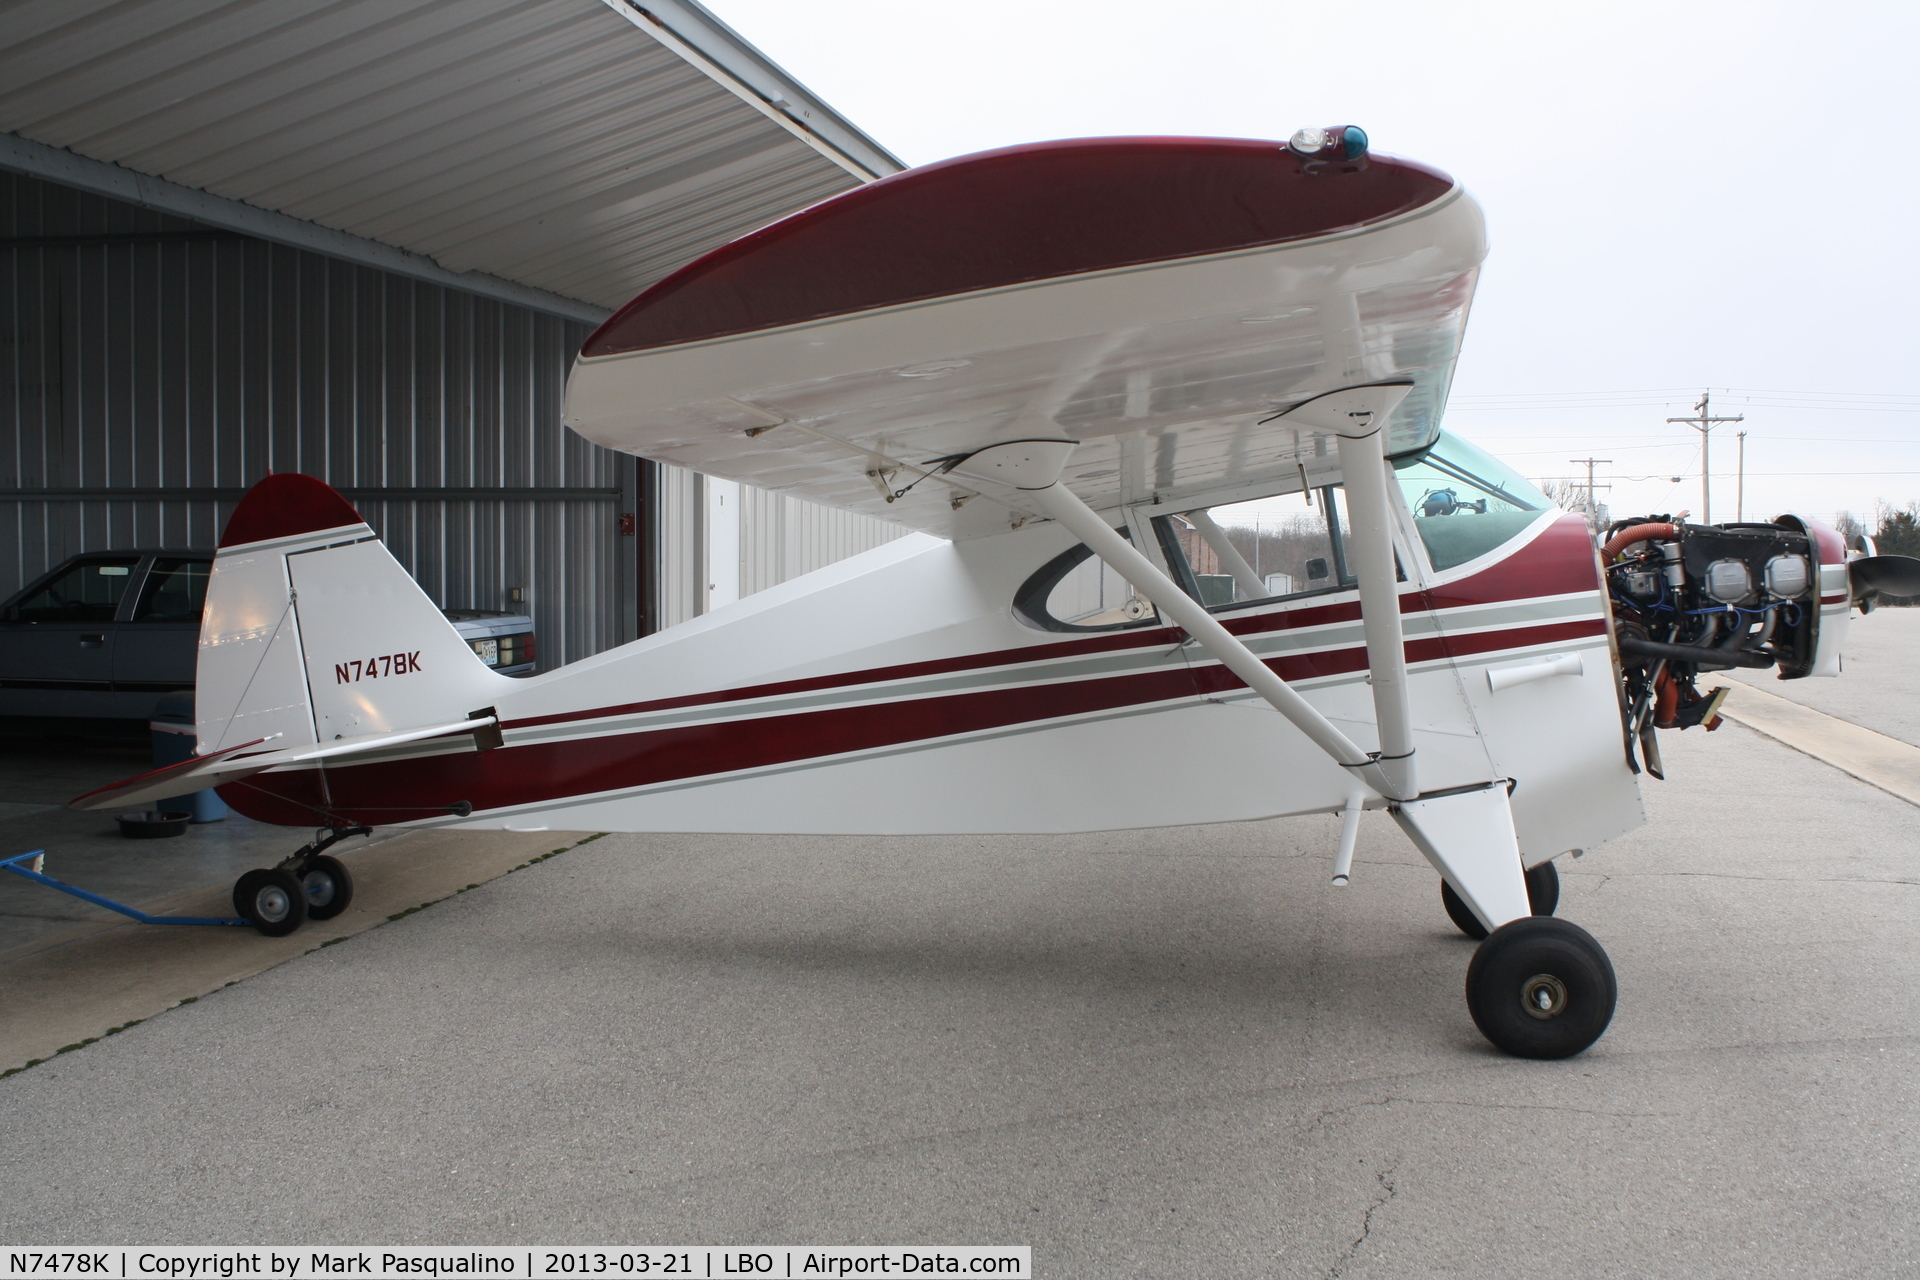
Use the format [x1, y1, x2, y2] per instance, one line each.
[222, 519, 1606, 825]
[508, 517, 1602, 733]
[225, 619, 1606, 831]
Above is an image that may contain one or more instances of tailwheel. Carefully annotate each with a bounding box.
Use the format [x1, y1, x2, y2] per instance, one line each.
[1466, 916, 1616, 1059]
[233, 868, 308, 937]
[1441, 859, 1560, 940]
[299, 854, 354, 920]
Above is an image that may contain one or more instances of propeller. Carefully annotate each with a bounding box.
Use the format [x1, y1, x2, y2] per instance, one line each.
[1849, 554, 1920, 601]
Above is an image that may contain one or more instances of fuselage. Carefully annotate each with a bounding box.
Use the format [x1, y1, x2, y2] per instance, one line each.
[217, 492, 1642, 864]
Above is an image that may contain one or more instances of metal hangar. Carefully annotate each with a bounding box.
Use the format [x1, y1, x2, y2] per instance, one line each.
[0, 0, 907, 679]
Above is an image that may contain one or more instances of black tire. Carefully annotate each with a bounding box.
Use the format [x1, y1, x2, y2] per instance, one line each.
[300, 855, 354, 920]
[1525, 859, 1560, 916]
[1465, 916, 1616, 1059]
[1441, 859, 1562, 939]
[234, 868, 307, 937]
[232, 869, 262, 919]
[1441, 878, 1488, 939]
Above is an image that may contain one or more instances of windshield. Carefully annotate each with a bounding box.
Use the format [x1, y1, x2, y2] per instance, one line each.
[1394, 431, 1553, 571]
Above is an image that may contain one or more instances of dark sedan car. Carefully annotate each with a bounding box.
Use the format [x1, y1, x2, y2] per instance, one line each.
[0, 550, 535, 719]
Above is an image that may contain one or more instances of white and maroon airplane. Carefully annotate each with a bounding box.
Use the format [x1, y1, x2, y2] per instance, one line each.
[74, 130, 1915, 1058]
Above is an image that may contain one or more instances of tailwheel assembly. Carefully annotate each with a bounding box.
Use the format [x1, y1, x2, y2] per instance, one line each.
[229, 825, 368, 936]
[1465, 916, 1616, 1059]
[1441, 859, 1560, 940]
[300, 855, 354, 920]
[232, 868, 307, 937]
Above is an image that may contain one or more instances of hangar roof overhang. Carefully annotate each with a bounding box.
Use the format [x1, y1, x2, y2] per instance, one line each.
[0, 0, 903, 323]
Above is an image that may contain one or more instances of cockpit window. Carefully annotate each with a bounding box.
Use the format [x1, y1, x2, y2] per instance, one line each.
[1013, 488, 1357, 632]
[1167, 490, 1355, 606]
[1393, 430, 1553, 571]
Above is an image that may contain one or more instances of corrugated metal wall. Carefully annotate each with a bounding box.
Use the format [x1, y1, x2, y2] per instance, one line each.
[0, 170, 630, 668]
[654, 463, 704, 628]
[738, 482, 908, 599]
[647, 468, 909, 630]
[3, 169, 914, 672]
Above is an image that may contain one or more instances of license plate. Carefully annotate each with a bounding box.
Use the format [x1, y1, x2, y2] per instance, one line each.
[472, 638, 499, 666]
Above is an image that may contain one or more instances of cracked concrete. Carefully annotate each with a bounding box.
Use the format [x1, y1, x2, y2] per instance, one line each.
[1326, 1167, 1396, 1280]
[1, 723, 1916, 1276]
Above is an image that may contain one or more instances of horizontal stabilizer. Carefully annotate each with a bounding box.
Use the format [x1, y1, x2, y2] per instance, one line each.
[67, 738, 278, 813]
[69, 716, 496, 813]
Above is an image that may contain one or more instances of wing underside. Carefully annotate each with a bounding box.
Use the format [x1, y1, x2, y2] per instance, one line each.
[564, 140, 1488, 540]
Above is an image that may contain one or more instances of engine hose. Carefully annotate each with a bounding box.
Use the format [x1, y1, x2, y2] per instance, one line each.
[1601, 521, 1682, 560]
[1619, 634, 1775, 669]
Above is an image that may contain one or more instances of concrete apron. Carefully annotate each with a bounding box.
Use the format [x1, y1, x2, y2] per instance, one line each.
[1702, 673, 1920, 807]
[0, 827, 599, 1074]
[7, 675, 1909, 1082]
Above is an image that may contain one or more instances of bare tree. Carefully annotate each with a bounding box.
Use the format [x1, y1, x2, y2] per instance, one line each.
[1537, 479, 1610, 533]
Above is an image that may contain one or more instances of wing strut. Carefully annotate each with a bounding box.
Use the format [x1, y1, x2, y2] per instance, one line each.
[1186, 509, 1268, 602]
[951, 440, 1390, 797]
[953, 419, 1529, 927]
[1280, 385, 1420, 800]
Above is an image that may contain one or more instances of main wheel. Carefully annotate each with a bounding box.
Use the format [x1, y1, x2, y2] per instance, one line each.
[233, 868, 307, 937]
[1441, 860, 1561, 940]
[300, 855, 354, 920]
[1465, 916, 1616, 1059]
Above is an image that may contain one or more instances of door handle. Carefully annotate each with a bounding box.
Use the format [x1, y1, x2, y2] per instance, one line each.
[79, 634, 105, 649]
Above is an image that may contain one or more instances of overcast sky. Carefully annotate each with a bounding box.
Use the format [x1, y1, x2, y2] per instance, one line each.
[708, 0, 1917, 529]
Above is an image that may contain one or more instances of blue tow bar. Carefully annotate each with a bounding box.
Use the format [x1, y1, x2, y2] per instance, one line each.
[1, 850, 252, 928]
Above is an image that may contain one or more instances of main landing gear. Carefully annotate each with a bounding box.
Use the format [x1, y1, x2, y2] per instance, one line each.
[1439, 859, 1617, 1059]
[231, 826, 366, 937]
[1441, 859, 1559, 940]
[1466, 917, 1617, 1059]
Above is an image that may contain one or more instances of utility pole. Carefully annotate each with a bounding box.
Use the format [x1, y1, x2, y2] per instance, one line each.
[1667, 390, 1743, 525]
[1736, 430, 1747, 522]
[1570, 457, 1612, 523]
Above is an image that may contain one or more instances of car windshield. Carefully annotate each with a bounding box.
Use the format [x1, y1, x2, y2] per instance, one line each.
[5, 558, 141, 622]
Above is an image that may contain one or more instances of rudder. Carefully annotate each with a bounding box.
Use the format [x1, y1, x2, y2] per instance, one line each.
[198, 475, 511, 753]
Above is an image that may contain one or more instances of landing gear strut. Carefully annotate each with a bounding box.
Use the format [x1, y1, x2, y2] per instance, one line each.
[1442, 859, 1560, 940]
[230, 826, 367, 936]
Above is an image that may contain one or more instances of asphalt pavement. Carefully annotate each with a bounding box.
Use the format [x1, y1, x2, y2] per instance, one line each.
[1731, 605, 1920, 746]
[0, 716, 1916, 1276]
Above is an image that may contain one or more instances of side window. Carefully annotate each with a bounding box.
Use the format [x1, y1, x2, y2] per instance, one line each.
[133, 558, 212, 622]
[1015, 537, 1158, 632]
[1165, 488, 1355, 610]
[1393, 430, 1553, 571]
[4, 557, 141, 622]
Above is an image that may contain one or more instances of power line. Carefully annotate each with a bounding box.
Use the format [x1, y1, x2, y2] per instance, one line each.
[1452, 386, 1920, 406]
[1668, 391, 1744, 524]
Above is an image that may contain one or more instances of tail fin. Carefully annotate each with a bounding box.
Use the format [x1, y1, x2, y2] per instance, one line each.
[198, 475, 513, 753]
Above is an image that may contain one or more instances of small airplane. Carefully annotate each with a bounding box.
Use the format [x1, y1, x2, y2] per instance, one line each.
[70, 131, 1920, 1058]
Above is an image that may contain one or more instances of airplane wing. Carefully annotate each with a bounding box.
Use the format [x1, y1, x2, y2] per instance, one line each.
[69, 716, 497, 813]
[563, 134, 1487, 539]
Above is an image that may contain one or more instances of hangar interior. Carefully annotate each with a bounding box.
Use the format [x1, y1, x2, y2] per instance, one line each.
[0, 0, 907, 701]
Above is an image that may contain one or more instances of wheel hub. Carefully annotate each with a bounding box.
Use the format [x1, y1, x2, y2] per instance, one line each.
[1521, 973, 1568, 1020]
[255, 884, 292, 923]
[303, 871, 335, 908]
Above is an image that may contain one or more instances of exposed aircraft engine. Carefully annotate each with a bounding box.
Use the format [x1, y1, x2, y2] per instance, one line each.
[1603, 517, 1823, 776]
